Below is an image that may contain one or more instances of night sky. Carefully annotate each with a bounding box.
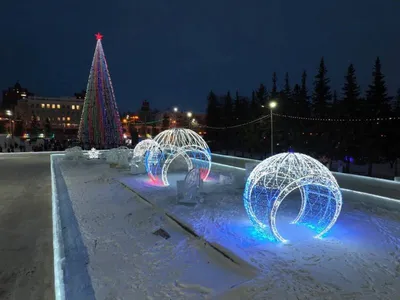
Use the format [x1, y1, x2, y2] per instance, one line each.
[1, 1, 399, 113]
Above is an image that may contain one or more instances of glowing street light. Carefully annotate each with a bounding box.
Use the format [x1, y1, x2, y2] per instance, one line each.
[173, 107, 178, 112]
[5, 110, 13, 138]
[269, 101, 277, 155]
[187, 112, 192, 118]
[269, 101, 277, 109]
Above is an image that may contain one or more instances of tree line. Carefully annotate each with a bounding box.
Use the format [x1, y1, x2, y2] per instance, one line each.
[205, 57, 400, 175]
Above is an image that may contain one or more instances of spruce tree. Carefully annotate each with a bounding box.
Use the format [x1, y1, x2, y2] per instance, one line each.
[394, 88, 400, 115]
[30, 114, 39, 137]
[255, 83, 267, 107]
[300, 70, 308, 101]
[223, 91, 233, 126]
[283, 72, 291, 97]
[342, 63, 361, 117]
[206, 90, 220, 142]
[44, 117, 52, 137]
[312, 57, 331, 117]
[206, 90, 219, 126]
[364, 57, 391, 174]
[271, 72, 278, 99]
[366, 57, 391, 116]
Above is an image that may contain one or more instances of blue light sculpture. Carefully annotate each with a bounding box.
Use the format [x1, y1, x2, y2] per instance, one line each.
[243, 152, 342, 243]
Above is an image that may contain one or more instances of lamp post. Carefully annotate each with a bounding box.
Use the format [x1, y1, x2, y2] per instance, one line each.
[172, 107, 178, 128]
[186, 112, 193, 129]
[269, 101, 277, 155]
[5, 110, 13, 138]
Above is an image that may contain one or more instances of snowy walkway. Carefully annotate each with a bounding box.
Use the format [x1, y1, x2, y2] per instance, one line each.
[56, 158, 253, 300]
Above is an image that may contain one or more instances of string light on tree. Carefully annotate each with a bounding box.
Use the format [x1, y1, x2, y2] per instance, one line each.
[78, 33, 123, 149]
[243, 152, 342, 243]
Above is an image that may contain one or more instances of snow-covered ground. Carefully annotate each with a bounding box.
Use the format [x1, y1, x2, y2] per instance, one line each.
[54, 157, 254, 300]
[54, 155, 400, 299]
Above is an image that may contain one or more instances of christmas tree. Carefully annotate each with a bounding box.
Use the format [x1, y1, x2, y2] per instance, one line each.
[78, 33, 123, 149]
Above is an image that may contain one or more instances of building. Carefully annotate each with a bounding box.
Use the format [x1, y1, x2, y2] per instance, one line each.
[1, 81, 34, 110]
[121, 102, 207, 141]
[15, 96, 84, 140]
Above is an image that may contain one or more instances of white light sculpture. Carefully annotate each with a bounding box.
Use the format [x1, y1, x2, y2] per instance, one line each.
[146, 128, 211, 186]
[132, 139, 159, 164]
[243, 152, 342, 243]
[88, 148, 100, 159]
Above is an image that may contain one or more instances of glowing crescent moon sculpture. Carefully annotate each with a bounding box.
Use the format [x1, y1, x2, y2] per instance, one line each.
[243, 152, 342, 243]
[145, 128, 211, 186]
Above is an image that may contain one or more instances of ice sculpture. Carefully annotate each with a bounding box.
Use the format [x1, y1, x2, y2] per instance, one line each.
[64, 146, 84, 160]
[145, 128, 211, 186]
[106, 148, 119, 165]
[243, 152, 342, 243]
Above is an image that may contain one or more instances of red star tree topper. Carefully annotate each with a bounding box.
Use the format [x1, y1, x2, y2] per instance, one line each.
[95, 32, 103, 40]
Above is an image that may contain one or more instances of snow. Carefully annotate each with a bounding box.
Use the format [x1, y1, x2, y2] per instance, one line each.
[53, 156, 253, 300]
[52, 154, 400, 299]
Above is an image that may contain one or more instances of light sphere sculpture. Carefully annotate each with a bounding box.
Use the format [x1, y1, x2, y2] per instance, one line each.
[132, 139, 159, 163]
[243, 152, 342, 243]
[145, 128, 211, 186]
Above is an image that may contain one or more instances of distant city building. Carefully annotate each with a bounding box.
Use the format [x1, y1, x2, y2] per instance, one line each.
[1, 81, 34, 110]
[121, 101, 207, 140]
[15, 95, 84, 140]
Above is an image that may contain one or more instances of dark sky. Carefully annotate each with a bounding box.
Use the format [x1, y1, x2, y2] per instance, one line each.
[1, 1, 399, 113]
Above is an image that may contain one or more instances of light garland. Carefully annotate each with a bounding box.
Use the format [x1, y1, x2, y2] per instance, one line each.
[131, 111, 400, 131]
[198, 114, 271, 129]
[273, 112, 400, 122]
[243, 152, 342, 243]
[145, 128, 211, 186]
[88, 147, 100, 159]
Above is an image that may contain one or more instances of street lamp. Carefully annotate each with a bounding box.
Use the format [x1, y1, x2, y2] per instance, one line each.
[173, 107, 178, 112]
[5, 110, 13, 138]
[187, 111, 192, 118]
[269, 101, 277, 155]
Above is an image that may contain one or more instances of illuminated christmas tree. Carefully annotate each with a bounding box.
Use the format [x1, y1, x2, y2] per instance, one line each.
[78, 33, 123, 149]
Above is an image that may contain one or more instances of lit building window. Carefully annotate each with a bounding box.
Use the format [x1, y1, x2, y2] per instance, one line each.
[37, 116, 40, 121]
[57, 117, 60, 121]
[67, 123, 70, 127]
[46, 104, 50, 108]
[41, 104, 45, 108]
[72, 105, 75, 110]
[52, 104, 55, 109]
[62, 117, 65, 121]
[67, 117, 70, 121]
[76, 105, 80, 110]
[57, 104, 60, 109]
